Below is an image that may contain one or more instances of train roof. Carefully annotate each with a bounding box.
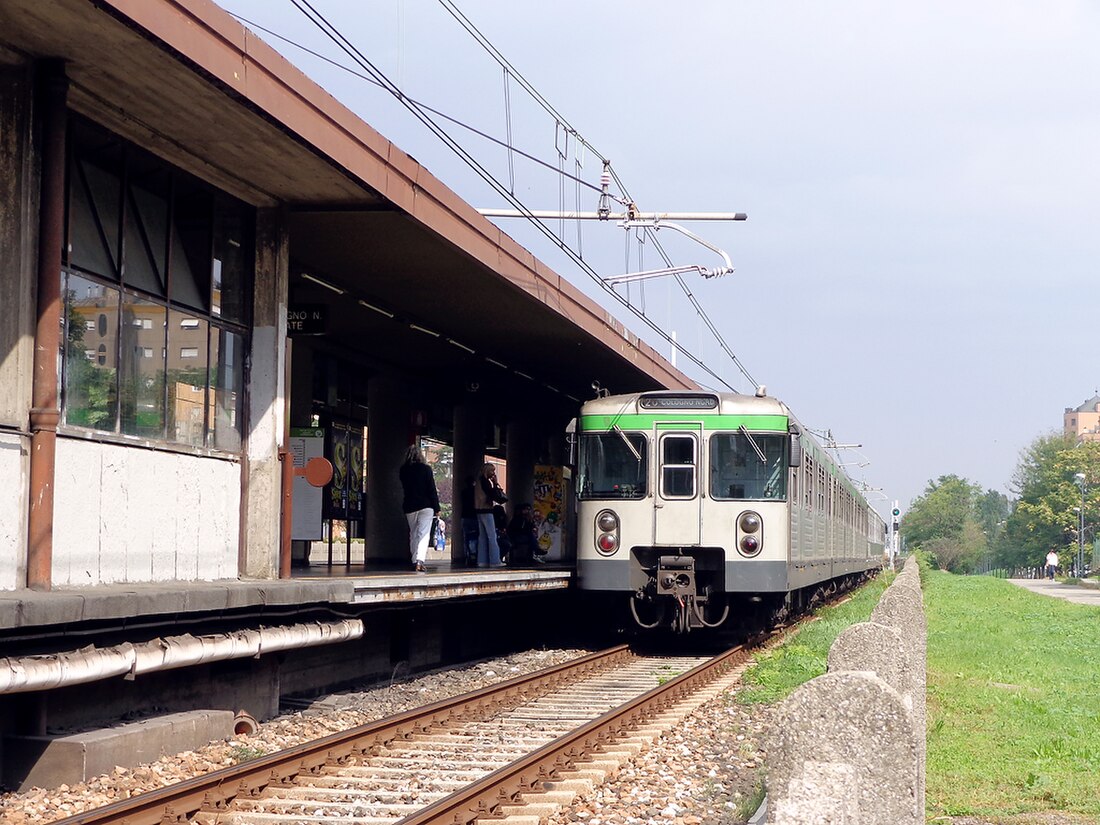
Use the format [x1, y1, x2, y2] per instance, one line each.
[579, 390, 790, 419]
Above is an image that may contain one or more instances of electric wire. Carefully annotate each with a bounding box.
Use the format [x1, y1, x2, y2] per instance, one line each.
[285, 0, 734, 390]
[238, 6, 745, 387]
[229, 13, 600, 194]
[434, 0, 758, 390]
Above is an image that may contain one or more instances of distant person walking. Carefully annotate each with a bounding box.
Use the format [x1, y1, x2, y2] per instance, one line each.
[1045, 549, 1059, 580]
[400, 445, 440, 573]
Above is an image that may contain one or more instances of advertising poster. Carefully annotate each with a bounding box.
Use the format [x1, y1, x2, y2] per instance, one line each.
[533, 464, 565, 561]
[290, 427, 324, 540]
[327, 421, 349, 519]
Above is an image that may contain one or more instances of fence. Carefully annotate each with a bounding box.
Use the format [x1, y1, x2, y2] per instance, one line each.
[764, 556, 926, 825]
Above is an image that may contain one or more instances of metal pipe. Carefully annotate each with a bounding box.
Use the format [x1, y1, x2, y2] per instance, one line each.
[0, 619, 364, 694]
[27, 61, 67, 591]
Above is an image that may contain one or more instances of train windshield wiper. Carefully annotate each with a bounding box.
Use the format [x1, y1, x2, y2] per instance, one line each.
[613, 424, 642, 463]
[739, 425, 767, 464]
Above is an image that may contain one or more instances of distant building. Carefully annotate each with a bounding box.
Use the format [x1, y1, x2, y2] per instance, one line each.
[1064, 394, 1100, 442]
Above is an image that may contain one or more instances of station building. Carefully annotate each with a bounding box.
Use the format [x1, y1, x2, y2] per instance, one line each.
[0, 0, 695, 598]
[0, 1, 704, 786]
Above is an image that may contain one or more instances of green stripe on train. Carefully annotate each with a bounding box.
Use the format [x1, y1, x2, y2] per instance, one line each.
[578, 414, 789, 432]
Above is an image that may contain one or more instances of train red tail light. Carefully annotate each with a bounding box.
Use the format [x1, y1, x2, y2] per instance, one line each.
[737, 510, 763, 557]
[595, 510, 620, 555]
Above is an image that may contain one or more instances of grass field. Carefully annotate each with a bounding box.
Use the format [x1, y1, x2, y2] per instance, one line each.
[924, 570, 1100, 818]
[738, 567, 1100, 820]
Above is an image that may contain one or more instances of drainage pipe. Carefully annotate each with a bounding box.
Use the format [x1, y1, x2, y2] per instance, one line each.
[27, 60, 67, 591]
[0, 619, 363, 694]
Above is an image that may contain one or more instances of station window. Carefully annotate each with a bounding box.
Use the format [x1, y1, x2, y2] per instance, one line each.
[60, 116, 252, 452]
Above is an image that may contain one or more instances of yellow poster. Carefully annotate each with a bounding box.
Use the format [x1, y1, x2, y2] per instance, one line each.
[533, 465, 565, 561]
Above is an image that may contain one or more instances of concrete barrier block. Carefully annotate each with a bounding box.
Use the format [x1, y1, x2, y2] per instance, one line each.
[3, 709, 234, 791]
[827, 621, 912, 706]
[767, 671, 921, 825]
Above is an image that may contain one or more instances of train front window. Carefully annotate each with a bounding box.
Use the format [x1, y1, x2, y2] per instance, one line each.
[709, 432, 788, 500]
[578, 432, 648, 499]
[660, 434, 697, 499]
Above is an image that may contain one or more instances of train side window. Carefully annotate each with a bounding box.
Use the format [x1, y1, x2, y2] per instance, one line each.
[660, 434, 696, 499]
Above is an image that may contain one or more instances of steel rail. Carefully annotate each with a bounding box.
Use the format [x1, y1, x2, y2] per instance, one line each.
[396, 643, 749, 825]
[52, 645, 634, 825]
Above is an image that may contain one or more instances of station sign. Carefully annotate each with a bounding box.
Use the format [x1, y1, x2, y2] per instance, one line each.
[287, 304, 327, 335]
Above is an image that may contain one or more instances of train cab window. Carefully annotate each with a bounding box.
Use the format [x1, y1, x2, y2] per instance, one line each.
[709, 431, 788, 500]
[577, 432, 648, 499]
[660, 434, 697, 498]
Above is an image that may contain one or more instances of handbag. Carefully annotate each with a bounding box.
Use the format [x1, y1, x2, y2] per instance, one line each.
[428, 517, 440, 548]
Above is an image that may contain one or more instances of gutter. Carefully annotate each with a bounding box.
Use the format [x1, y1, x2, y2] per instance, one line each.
[0, 618, 363, 694]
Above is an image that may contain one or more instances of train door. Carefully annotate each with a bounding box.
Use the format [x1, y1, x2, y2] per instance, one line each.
[653, 425, 702, 545]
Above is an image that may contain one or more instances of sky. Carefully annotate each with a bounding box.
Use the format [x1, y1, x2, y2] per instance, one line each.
[219, 0, 1100, 517]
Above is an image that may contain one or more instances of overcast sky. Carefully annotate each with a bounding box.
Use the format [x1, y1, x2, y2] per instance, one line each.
[221, 0, 1100, 516]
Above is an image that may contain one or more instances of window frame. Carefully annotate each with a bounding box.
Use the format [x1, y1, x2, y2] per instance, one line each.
[58, 115, 252, 457]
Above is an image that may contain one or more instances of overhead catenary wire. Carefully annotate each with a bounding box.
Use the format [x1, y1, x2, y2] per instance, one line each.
[285, 0, 736, 391]
[229, 13, 601, 194]
[239, 6, 746, 390]
[433, 0, 758, 390]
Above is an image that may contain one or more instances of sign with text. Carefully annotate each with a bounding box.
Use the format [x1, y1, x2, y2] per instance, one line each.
[287, 304, 327, 335]
[290, 427, 325, 539]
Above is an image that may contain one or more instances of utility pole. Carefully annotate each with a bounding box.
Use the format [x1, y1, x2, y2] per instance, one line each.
[891, 501, 901, 570]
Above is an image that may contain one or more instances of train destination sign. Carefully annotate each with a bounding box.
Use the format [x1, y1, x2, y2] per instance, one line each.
[639, 394, 718, 410]
[287, 304, 327, 335]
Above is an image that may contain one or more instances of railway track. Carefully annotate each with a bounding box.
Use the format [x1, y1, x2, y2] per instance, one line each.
[53, 642, 758, 825]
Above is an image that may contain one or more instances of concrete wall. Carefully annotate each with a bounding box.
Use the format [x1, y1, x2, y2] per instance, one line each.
[0, 436, 27, 590]
[767, 558, 926, 825]
[0, 64, 37, 591]
[52, 438, 240, 585]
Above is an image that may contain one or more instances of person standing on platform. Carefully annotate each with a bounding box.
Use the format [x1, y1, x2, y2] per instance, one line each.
[400, 444, 440, 573]
[474, 462, 506, 567]
[507, 503, 541, 566]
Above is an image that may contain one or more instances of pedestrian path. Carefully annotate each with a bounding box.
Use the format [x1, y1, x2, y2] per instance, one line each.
[1009, 578, 1100, 607]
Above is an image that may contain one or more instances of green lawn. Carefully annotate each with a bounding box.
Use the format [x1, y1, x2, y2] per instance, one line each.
[739, 573, 890, 705]
[925, 571, 1100, 818]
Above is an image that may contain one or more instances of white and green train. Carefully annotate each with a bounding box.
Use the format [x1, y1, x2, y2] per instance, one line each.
[574, 390, 885, 632]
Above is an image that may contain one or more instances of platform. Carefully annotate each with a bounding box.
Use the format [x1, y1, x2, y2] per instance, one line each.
[0, 561, 573, 633]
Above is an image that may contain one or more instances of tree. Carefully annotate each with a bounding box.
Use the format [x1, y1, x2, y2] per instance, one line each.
[1004, 432, 1100, 571]
[900, 475, 996, 573]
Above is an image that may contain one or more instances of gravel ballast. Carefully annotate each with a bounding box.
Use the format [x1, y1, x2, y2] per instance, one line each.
[0, 647, 771, 825]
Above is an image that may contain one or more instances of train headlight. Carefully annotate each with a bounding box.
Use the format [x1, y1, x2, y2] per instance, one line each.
[737, 510, 763, 557]
[595, 509, 620, 556]
[597, 511, 619, 532]
[739, 512, 761, 534]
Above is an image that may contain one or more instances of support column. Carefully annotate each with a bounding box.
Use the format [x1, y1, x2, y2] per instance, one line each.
[366, 372, 415, 562]
[26, 61, 67, 591]
[0, 62, 37, 592]
[452, 401, 486, 531]
[241, 207, 289, 578]
[505, 419, 539, 513]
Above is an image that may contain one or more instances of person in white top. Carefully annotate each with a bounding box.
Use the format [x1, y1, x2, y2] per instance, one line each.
[1045, 550, 1059, 580]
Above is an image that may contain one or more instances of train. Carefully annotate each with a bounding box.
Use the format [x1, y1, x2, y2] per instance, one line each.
[571, 389, 885, 632]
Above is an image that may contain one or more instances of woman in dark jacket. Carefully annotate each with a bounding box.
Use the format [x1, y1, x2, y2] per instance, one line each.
[399, 445, 440, 573]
